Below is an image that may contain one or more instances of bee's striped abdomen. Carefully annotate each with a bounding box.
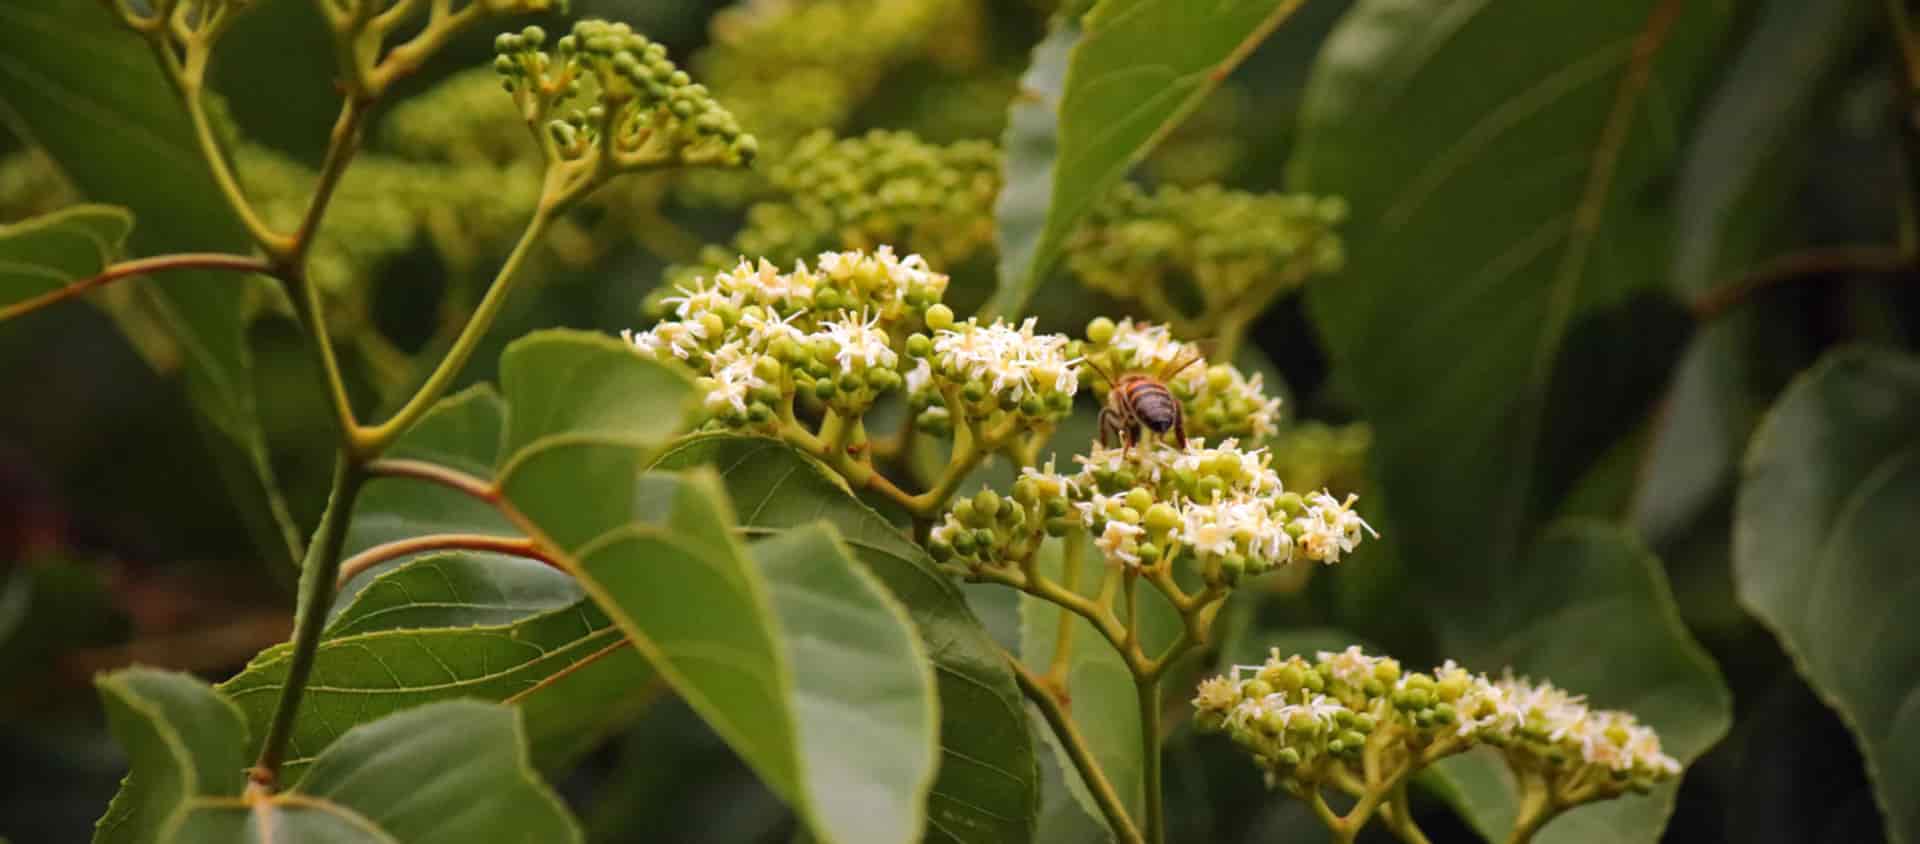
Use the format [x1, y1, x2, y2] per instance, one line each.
[1124, 378, 1180, 433]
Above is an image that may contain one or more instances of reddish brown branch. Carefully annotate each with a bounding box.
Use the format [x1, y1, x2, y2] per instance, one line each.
[0, 253, 272, 322]
[335, 533, 553, 588]
[363, 458, 499, 503]
[1690, 246, 1914, 320]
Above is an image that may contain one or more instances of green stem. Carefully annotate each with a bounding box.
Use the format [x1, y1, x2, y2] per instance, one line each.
[248, 459, 364, 790]
[0, 253, 271, 323]
[1012, 659, 1144, 844]
[364, 208, 554, 450]
[1505, 773, 1557, 844]
[1135, 673, 1165, 844]
[184, 88, 293, 257]
[1384, 780, 1433, 844]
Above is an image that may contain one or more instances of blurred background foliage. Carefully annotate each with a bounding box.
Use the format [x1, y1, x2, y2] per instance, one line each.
[0, 0, 1914, 841]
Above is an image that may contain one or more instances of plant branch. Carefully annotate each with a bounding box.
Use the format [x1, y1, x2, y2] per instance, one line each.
[249, 459, 365, 792]
[184, 87, 293, 257]
[1689, 245, 1913, 320]
[1134, 672, 1165, 844]
[0, 253, 271, 322]
[335, 533, 552, 588]
[1011, 656, 1143, 844]
[364, 458, 501, 504]
[363, 208, 556, 451]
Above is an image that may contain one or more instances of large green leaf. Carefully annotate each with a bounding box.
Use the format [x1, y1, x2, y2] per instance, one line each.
[326, 550, 581, 636]
[1291, 0, 1733, 575]
[1633, 0, 1871, 547]
[986, 0, 1306, 316]
[0, 204, 129, 310]
[0, 2, 298, 567]
[751, 524, 940, 844]
[652, 433, 1040, 844]
[177, 700, 581, 843]
[93, 669, 250, 844]
[1734, 348, 1920, 844]
[221, 582, 625, 784]
[496, 332, 940, 844]
[1432, 523, 1729, 844]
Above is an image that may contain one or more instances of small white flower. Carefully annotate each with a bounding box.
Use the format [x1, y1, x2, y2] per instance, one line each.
[905, 358, 933, 394]
[1316, 646, 1379, 687]
[818, 309, 897, 371]
[1095, 519, 1144, 566]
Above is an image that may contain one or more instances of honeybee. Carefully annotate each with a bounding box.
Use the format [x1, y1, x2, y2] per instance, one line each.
[1083, 349, 1208, 454]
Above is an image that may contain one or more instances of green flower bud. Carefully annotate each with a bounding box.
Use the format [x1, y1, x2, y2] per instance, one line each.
[1242, 679, 1273, 700]
[1144, 503, 1181, 532]
[1374, 658, 1402, 685]
[973, 489, 1002, 519]
[1339, 730, 1367, 749]
[925, 304, 955, 331]
[1274, 747, 1302, 767]
[753, 356, 783, 382]
[1123, 488, 1153, 512]
[906, 334, 933, 357]
[928, 539, 953, 562]
[1086, 317, 1116, 345]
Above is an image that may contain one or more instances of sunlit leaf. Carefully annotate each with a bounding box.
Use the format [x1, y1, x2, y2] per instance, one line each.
[496, 332, 941, 844]
[987, 0, 1307, 316]
[653, 433, 1040, 844]
[1735, 348, 1920, 844]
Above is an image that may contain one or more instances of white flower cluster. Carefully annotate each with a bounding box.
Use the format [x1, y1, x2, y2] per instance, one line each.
[1084, 318, 1284, 441]
[931, 438, 1374, 585]
[622, 247, 946, 421]
[1193, 646, 1682, 795]
[906, 315, 1081, 429]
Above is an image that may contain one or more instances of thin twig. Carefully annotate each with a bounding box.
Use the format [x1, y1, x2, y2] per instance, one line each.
[1689, 245, 1912, 320]
[335, 533, 552, 588]
[1011, 656, 1144, 844]
[0, 253, 272, 322]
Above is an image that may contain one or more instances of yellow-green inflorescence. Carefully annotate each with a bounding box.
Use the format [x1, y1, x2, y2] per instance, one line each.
[1194, 646, 1682, 823]
[930, 435, 1374, 587]
[494, 20, 757, 174]
[1068, 184, 1347, 335]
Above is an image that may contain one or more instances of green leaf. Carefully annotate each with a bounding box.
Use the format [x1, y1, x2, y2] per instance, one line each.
[342, 386, 520, 597]
[1290, 0, 1734, 575]
[177, 700, 581, 843]
[1430, 523, 1730, 844]
[1734, 348, 1920, 844]
[93, 668, 250, 844]
[325, 551, 581, 636]
[0, 204, 130, 309]
[986, 0, 1306, 316]
[0, 3, 297, 568]
[1635, 0, 1870, 543]
[652, 433, 1040, 844]
[221, 582, 625, 784]
[496, 333, 939, 844]
[751, 523, 940, 844]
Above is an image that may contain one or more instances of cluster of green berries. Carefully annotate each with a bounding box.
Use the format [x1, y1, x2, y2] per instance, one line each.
[494, 21, 757, 170]
[1082, 318, 1284, 442]
[1194, 646, 1682, 795]
[1067, 184, 1347, 312]
[719, 131, 1001, 271]
[930, 436, 1374, 588]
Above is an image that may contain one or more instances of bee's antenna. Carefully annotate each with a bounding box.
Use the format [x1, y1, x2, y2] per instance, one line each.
[1163, 348, 1208, 381]
[1079, 355, 1120, 389]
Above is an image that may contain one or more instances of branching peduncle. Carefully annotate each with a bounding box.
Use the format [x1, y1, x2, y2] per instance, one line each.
[1012, 658, 1144, 844]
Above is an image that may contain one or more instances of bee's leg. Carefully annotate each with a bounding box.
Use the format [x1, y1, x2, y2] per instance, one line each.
[1172, 403, 1187, 448]
[1098, 407, 1120, 448]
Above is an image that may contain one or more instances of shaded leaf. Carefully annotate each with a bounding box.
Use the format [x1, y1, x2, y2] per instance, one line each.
[652, 433, 1040, 844]
[1734, 348, 1920, 844]
[0, 2, 298, 567]
[178, 701, 581, 843]
[986, 0, 1307, 315]
[496, 332, 939, 844]
[1432, 523, 1730, 844]
[93, 669, 249, 844]
[1290, 0, 1733, 580]
[0, 204, 130, 309]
